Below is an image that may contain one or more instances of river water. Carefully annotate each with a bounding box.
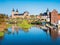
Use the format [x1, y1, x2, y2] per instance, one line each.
[0, 25, 60, 45]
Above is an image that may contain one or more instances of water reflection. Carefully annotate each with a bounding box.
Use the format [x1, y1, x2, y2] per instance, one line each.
[11, 24, 29, 34]
[0, 24, 7, 40]
[35, 25, 60, 41]
[0, 24, 60, 45]
[42, 28, 60, 40]
[0, 32, 4, 40]
[0, 24, 60, 40]
[12, 24, 19, 34]
[0, 24, 7, 32]
[49, 28, 58, 40]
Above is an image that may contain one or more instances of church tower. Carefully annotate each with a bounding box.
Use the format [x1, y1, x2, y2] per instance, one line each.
[15, 9, 19, 14]
[12, 8, 15, 18]
[46, 8, 49, 17]
[46, 8, 50, 22]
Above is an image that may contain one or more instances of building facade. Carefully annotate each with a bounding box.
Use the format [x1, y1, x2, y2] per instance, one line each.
[12, 9, 29, 19]
[40, 9, 50, 22]
[50, 9, 58, 24]
[50, 9, 60, 25]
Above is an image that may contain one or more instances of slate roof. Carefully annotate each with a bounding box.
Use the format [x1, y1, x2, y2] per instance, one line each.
[42, 12, 48, 16]
[14, 14, 24, 16]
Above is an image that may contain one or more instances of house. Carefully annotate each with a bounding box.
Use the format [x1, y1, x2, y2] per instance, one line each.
[40, 9, 50, 22]
[12, 9, 29, 19]
[50, 9, 58, 25]
[50, 9, 60, 25]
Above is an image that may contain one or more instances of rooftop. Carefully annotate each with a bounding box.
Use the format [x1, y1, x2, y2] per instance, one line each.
[14, 14, 24, 16]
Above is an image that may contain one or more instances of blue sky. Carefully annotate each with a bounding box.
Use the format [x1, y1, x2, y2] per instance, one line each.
[0, 0, 60, 16]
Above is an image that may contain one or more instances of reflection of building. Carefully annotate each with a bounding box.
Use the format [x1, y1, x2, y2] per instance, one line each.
[49, 28, 58, 40]
[12, 24, 19, 33]
[43, 27, 60, 40]
[58, 30, 60, 36]
[12, 9, 29, 19]
[44, 28, 58, 40]
[11, 24, 29, 34]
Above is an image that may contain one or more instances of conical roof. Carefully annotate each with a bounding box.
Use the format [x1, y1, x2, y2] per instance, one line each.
[16, 9, 18, 12]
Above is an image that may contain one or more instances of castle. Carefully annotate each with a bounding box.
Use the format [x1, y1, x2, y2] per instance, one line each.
[12, 9, 29, 18]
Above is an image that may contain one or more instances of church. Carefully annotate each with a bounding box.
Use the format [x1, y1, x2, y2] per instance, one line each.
[12, 9, 29, 19]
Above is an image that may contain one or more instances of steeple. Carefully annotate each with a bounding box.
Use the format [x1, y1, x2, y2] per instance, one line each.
[16, 9, 18, 12]
[46, 8, 49, 13]
[46, 8, 49, 15]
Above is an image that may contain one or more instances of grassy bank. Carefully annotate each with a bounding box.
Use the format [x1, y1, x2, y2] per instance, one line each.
[17, 20, 32, 29]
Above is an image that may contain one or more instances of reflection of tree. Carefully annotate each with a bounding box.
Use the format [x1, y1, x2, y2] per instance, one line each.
[0, 23, 7, 32]
[23, 28, 29, 32]
[0, 36, 4, 40]
[0, 32, 4, 40]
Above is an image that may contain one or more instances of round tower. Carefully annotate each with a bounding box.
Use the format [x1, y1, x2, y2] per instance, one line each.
[46, 8, 49, 17]
[15, 9, 19, 14]
[46, 8, 50, 22]
[12, 8, 15, 18]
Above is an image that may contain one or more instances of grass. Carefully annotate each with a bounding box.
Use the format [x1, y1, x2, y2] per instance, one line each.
[0, 19, 32, 30]
[17, 20, 32, 29]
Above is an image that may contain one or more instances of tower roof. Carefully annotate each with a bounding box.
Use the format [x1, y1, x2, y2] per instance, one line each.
[16, 9, 18, 12]
[12, 8, 15, 12]
[46, 8, 49, 12]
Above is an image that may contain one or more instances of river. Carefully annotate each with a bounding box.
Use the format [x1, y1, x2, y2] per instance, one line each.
[0, 25, 60, 45]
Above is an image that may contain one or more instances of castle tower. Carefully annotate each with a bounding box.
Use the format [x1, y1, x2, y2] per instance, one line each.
[46, 8, 50, 22]
[15, 9, 19, 14]
[46, 8, 49, 17]
[12, 8, 15, 18]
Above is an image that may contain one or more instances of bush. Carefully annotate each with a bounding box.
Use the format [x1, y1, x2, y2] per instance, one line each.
[31, 21, 42, 25]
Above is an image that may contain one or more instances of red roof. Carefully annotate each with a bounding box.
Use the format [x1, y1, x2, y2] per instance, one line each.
[58, 14, 60, 20]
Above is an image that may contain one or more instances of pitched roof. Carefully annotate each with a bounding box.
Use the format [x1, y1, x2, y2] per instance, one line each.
[14, 14, 24, 16]
[41, 12, 48, 16]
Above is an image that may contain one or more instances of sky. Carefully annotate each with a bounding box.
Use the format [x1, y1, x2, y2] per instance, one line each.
[0, 0, 60, 16]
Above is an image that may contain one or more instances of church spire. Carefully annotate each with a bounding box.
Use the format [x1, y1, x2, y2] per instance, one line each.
[16, 9, 18, 12]
[46, 8, 49, 12]
[12, 8, 15, 12]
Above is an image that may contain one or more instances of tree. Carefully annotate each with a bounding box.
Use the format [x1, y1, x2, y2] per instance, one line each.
[0, 14, 8, 24]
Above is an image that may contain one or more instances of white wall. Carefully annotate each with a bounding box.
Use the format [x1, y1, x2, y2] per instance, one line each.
[58, 20, 60, 24]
